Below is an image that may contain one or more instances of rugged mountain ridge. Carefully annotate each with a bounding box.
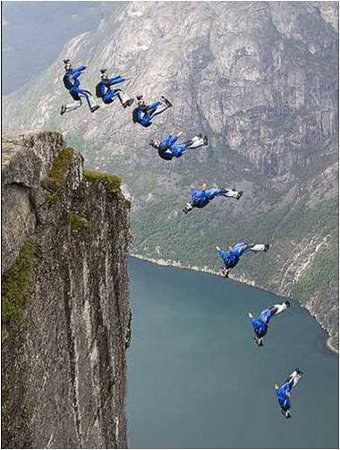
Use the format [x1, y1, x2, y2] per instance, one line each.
[2, 131, 131, 448]
[2, 2, 338, 347]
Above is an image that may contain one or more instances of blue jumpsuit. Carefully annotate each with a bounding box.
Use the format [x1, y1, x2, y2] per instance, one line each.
[132, 101, 166, 127]
[217, 242, 249, 269]
[63, 66, 93, 109]
[250, 309, 274, 339]
[158, 134, 187, 159]
[191, 188, 229, 208]
[96, 75, 126, 104]
[276, 381, 293, 412]
[156, 134, 206, 160]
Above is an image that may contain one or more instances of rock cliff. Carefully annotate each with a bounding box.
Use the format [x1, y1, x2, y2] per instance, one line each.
[2, 2, 338, 347]
[1, 131, 131, 448]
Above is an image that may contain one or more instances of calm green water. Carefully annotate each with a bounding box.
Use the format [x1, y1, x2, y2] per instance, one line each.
[127, 258, 339, 449]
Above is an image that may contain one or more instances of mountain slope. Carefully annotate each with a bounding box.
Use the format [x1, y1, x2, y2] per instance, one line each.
[3, 1, 338, 347]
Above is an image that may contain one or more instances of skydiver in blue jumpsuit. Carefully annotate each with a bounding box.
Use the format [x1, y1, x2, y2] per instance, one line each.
[275, 369, 303, 418]
[183, 184, 243, 214]
[132, 95, 172, 127]
[95, 69, 134, 108]
[60, 59, 100, 115]
[149, 132, 208, 160]
[248, 300, 290, 347]
[216, 241, 270, 278]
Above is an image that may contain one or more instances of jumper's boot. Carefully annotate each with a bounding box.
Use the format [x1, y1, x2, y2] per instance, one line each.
[183, 203, 193, 214]
[91, 105, 100, 113]
[161, 96, 173, 107]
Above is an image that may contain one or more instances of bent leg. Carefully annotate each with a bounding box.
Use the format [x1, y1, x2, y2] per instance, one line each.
[232, 242, 249, 257]
[150, 106, 170, 119]
[270, 302, 289, 316]
[183, 135, 206, 150]
[103, 90, 115, 104]
[258, 309, 274, 324]
[221, 188, 242, 199]
[146, 101, 162, 116]
[64, 98, 82, 113]
[248, 243, 269, 253]
[149, 101, 171, 119]
[288, 370, 303, 389]
[117, 90, 133, 106]
[77, 89, 97, 110]
[205, 188, 223, 201]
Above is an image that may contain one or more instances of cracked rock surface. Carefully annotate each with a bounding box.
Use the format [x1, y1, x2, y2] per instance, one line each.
[2, 131, 131, 448]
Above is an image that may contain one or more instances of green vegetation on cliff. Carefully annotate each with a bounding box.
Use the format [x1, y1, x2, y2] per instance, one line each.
[83, 168, 130, 208]
[46, 193, 58, 207]
[2, 241, 36, 322]
[41, 147, 74, 191]
[83, 169, 121, 194]
[66, 213, 89, 231]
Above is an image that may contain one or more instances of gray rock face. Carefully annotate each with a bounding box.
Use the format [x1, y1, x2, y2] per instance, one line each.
[1, 132, 130, 448]
[2, 132, 65, 273]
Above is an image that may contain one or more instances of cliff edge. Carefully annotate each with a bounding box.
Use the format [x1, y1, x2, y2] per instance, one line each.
[1, 131, 131, 448]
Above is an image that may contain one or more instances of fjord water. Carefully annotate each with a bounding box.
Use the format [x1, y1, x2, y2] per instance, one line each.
[127, 258, 339, 449]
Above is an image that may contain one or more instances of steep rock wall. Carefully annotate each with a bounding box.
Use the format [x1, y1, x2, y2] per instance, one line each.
[1, 131, 131, 448]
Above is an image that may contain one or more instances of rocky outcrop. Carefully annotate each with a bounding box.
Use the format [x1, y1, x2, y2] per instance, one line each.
[1, 131, 131, 448]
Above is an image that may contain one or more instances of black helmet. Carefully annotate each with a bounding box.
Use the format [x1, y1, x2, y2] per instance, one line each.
[63, 59, 71, 70]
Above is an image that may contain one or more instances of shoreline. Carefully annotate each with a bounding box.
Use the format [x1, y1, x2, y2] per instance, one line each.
[130, 253, 339, 356]
[130, 253, 257, 286]
[326, 337, 339, 355]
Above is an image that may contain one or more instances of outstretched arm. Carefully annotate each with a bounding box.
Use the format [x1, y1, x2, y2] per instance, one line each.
[108, 75, 125, 86]
[216, 245, 223, 255]
[247, 313, 259, 331]
[167, 134, 178, 146]
[72, 65, 86, 79]
[216, 246, 228, 261]
[74, 65, 86, 71]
